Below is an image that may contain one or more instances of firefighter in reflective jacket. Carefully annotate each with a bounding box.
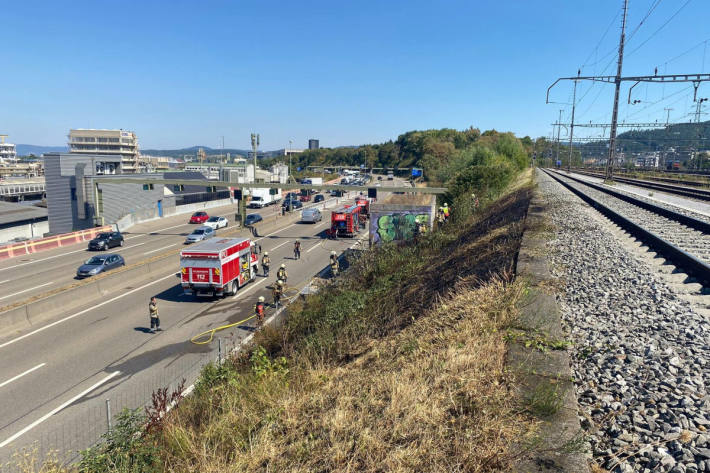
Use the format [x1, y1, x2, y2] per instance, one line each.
[261, 252, 271, 276]
[254, 296, 265, 326]
[277, 264, 287, 282]
[272, 280, 284, 307]
[330, 251, 338, 276]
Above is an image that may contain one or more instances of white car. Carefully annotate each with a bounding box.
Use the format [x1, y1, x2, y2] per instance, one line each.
[204, 216, 228, 229]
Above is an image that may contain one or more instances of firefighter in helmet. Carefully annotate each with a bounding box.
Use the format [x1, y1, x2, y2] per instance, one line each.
[330, 251, 338, 277]
[443, 203, 450, 222]
[261, 252, 270, 277]
[254, 296, 266, 326]
[277, 263, 288, 282]
[272, 280, 284, 307]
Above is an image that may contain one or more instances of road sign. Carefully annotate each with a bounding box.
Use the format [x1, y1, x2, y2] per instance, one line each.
[411, 168, 423, 177]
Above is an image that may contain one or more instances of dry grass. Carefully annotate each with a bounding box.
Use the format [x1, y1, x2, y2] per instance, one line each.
[159, 277, 536, 472]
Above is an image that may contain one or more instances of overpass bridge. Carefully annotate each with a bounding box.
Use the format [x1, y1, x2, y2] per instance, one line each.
[0, 179, 46, 201]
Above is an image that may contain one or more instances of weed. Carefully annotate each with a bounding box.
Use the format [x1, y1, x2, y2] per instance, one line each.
[527, 381, 564, 418]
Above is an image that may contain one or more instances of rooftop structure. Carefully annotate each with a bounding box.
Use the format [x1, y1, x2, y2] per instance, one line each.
[68, 129, 140, 173]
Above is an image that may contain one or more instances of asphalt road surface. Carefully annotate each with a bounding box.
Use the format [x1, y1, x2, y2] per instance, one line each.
[0, 177, 406, 464]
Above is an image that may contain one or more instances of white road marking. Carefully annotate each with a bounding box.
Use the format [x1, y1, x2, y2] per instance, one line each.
[0, 273, 177, 350]
[0, 280, 9, 284]
[118, 242, 148, 251]
[0, 363, 45, 389]
[144, 243, 177, 255]
[0, 248, 88, 272]
[232, 277, 266, 299]
[0, 371, 121, 448]
[0, 282, 54, 301]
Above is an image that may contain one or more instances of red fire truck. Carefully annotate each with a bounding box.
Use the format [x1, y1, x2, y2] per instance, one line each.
[330, 205, 362, 237]
[180, 237, 259, 297]
[354, 197, 370, 216]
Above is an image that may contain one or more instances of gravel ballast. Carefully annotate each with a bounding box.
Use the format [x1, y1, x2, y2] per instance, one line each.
[537, 169, 710, 473]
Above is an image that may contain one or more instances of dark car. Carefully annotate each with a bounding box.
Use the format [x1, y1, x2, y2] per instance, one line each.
[76, 254, 125, 278]
[314, 194, 325, 203]
[244, 213, 263, 225]
[281, 199, 303, 210]
[88, 232, 124, 250]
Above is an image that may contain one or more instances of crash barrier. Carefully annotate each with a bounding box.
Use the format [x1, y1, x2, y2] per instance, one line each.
[0, 252, 177, 334]
[115, 197, 234, 232]
[0, 193, 354, 334]
[0, 225, 114, 262]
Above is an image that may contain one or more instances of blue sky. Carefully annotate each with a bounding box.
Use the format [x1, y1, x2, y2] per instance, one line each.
[2, 0, 709, 149]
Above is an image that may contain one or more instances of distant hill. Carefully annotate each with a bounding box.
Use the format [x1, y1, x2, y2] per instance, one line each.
[16, 144, 67, 156]
[579, 120, 710, 156]
[141, 147, 253, 159]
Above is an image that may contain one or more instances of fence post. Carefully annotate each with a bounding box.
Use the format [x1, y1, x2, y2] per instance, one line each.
[105, 399, 112, 433]
[218, 337, 223, 364]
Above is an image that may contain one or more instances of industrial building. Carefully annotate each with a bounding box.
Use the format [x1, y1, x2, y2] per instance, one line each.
[43, 152, 231, 234]
[0, 201, 48, 244]
[308, 139, 319, 150]
[68, 129, 140, 173]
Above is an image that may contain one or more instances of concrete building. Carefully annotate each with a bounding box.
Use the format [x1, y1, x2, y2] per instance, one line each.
[270, 163, 289, 183]
[0, 139, 17, 164]
[0, 201, 48, 244]
[43, 152, 164, 233]
[308, 139, 319, 150]
[138, 155, 170, 172]
[68, 129, 140, 173]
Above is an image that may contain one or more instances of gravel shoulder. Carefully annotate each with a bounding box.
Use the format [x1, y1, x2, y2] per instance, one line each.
[537, 169, 710, 473]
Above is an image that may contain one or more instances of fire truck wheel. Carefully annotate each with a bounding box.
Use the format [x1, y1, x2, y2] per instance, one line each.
[226, 280, 237, 296]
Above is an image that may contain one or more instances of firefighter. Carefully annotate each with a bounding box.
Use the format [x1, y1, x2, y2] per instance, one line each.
[254, 296, 266, 326]
[443, 203, 450, 222]
[277, 263, 288, 282]
[149, 297, 161, 333]
[262, 252, 271, 276]
[272, 280, 284, 307]
[330, 251, 338, 277]
[437, 207, 445, 224]
[293, 240, 301, 260]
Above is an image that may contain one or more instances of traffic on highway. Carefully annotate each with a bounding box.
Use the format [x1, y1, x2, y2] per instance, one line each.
[0, 181, 388, 461]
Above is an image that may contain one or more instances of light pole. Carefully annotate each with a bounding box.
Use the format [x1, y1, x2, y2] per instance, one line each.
[288, 139, 293, 183]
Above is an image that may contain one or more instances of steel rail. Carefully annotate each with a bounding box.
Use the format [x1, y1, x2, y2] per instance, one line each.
[542, 168, 710, 285]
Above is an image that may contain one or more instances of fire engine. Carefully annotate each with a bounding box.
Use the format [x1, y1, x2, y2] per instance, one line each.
[330, 205, 362, 237]
[354, 197, 370, 217]
[180, 237, 259, 297]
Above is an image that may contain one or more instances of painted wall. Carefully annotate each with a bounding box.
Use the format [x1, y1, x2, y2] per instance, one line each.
[369, 208, 432, 245]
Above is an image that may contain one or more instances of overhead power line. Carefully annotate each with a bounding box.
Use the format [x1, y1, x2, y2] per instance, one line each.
[627, 0, 693, 57]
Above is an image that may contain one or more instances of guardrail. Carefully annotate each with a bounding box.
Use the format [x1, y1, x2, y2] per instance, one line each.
[0, 226, 113, 261]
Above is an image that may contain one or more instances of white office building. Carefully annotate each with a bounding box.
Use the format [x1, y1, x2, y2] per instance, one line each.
[0, 140, 17, 164]
[68, 129, 140, 173]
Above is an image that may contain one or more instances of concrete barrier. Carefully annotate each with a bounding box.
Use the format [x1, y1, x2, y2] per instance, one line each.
[0, 306, 30, 332]
[0, 226, 113, 261]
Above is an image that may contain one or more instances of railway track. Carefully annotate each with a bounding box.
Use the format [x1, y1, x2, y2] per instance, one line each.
[543, 169, 710, 285]
[569, 169, 710, 201]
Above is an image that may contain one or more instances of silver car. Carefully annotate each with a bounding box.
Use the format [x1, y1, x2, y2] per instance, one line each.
[301, 208, 322, 223]
[185, 226, 215, 244]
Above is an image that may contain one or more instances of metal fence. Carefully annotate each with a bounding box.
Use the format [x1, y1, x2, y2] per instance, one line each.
[0, 331, 250, 472]
[175, 190, 231, 206]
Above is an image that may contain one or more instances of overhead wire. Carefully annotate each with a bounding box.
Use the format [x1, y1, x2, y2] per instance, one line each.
[626, 0, 693, 57]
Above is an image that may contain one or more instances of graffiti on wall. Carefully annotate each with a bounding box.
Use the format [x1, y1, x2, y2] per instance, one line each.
[370, 212, 429, 244]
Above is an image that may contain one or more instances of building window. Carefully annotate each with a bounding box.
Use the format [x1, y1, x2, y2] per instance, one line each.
[109, 138, 120, 143]
[71, 187, 77, 200]
[143, 184, 154, 191]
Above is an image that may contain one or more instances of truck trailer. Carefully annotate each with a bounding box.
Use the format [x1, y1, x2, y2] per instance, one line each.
[180, 237, 259, 297]
[248, 188, 282, 208]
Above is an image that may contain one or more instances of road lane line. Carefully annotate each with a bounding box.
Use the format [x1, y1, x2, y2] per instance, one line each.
[118, 242, 148, 251]
[306, 243, 322, 253]
[0, 371, 121, 448]
[144, 243, 177, 255]
[0, 363, 45, 389]
[231, 277, 266, 299]
[0, 280, 9, 284]
[0, 249, 88, 272]
[0, 282, 54, 301]
[0, 273, 177, 350]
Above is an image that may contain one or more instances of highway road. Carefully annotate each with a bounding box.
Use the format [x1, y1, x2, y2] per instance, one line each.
[0, 190, 371, 464]
[0, 196, 344, 309]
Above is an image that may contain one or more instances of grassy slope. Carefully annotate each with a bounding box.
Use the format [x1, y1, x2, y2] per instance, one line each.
[24, 169, 536, 473]
[153, 169, 537, 473]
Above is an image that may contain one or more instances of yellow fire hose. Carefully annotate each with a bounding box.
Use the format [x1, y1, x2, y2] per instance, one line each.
[189, 284, 302, 345]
